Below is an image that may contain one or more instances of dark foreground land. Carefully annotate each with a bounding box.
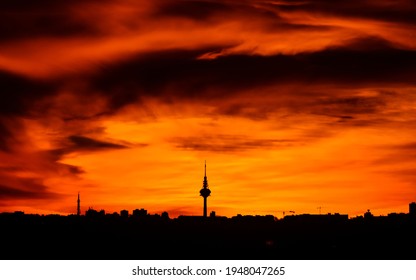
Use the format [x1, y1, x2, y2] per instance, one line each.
[1, 212, 416, 260]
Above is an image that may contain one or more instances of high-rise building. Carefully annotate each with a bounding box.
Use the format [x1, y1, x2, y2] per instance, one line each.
[120, 209, 129, 218]
[409, 202, 416, 216]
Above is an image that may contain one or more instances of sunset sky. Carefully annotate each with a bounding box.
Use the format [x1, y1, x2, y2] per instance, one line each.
[1, 0, 416, 218]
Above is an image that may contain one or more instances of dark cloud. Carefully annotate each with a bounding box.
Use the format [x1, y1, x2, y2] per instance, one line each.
[0, 70, 55, 152]
[46, 136, 138, 159]
[275, 0, 416, 25]
[85, 37, 416, 117]
[0, 180, 61, 200]
[0, 0, 77, 9]
[212, 102, 275, 120]
[0, 120, 15, 152]
[154, 0, 324, 31]
[0, 71, 55, 116]
[392, 142, 416, 151]
[156, 0, 416, 26]
[155, 0, 235, 20]
[314, 95, 386, 115]
[370, 140, 416, 168]
[1, 1, 414, 121]
[68, 135, 128, 150]
[0, 0, 101, 41]
[382, 169, 416, 185]
[315, 114, 355, 121]
[0, 117, 33, 153]
[171, 135, 296, 152]
[58, 163, 85, 175]
[48, 134, 146, 159]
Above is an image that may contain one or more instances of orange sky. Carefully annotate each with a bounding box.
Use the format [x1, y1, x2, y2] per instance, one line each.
[1, 0, 416, 218]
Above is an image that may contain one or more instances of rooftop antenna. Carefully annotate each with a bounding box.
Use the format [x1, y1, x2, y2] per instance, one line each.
[317, 206, 322, 215]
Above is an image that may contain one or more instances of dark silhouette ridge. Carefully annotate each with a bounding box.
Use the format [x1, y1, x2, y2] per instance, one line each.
[1, 204, 416, 260]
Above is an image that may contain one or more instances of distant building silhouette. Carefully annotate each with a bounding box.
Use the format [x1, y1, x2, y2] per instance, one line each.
[77, 192, 81, 216]
[120, 209, 129, 218]
[3, 200, 416, 260]
[364, 209, 373, 219]
[85, 207, 96, 217]
[85, 207, 105, 217]
[132, 208, 147, 218]
[161, 211, 169, 220]
[410, 202, 416, 217]
[232, 214, 276, 223]
[199, 161, 211, 218]
[107, 212, 120, 218]
[283, 213, 348, 223]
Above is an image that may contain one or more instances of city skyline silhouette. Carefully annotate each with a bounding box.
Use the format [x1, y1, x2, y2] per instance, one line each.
[2, 198, 416, 260]
[3, 160, 413, 220]
[1, 160, 415, 219]
[1, 161, 416, 260]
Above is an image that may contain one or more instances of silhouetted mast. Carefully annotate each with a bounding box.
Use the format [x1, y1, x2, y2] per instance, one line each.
[77, 192, 81, 216]
[199, 160, 211, 218]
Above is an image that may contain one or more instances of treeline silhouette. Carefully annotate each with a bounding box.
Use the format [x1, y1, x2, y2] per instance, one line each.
[2, 207, 416, 260]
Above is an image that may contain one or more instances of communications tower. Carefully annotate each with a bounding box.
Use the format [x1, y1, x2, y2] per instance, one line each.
[199, 161, 211, 218]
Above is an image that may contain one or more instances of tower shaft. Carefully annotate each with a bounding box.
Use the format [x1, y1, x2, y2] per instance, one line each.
[203, 197, 207, 218]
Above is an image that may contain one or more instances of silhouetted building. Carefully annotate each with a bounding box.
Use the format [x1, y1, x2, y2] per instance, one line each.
[161, 211, 169, 220]
[283, 213, 348, 223]
[132, 208, 147, 218]
[77, 192, 81, 216]
[233, 214, 276, 223]
[107, 212, 119, 218]
[85, 207, 105, 218]
[199, 161, 211, 218]
[409, 202, 416, 217]
[387, 212, 407, 221]
[176, 215, 205, 223]
[364, 209, 373, 219]
[4, 203, 416, 260]
[85, 207, 96, 217]
[120, 209, 129, 218]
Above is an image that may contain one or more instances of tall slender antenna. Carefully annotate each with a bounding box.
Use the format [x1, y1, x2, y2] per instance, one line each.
[77, 192, 81, 216]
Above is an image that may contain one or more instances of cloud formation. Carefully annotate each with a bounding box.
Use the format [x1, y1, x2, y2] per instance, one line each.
[171, 135, 296, 152]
